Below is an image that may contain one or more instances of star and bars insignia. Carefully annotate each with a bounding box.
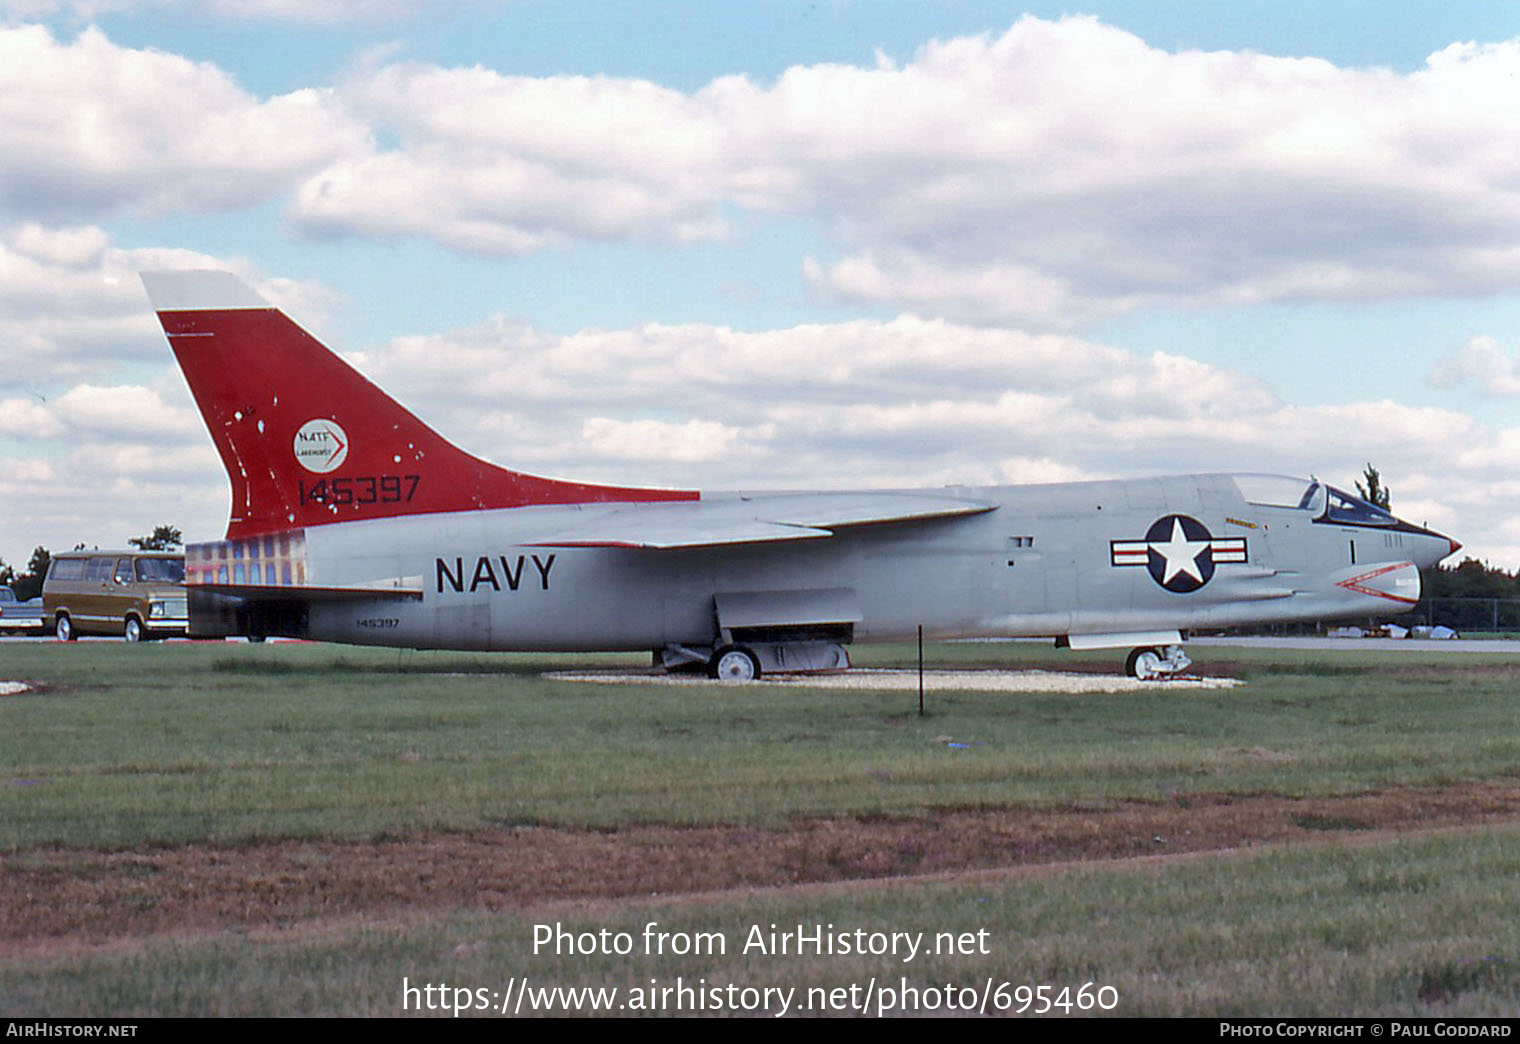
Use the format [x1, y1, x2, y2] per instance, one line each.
[1110, 514, 1247, 593]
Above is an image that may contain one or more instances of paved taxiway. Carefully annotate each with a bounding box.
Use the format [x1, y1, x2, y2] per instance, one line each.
[1191, 636, 1520, 654]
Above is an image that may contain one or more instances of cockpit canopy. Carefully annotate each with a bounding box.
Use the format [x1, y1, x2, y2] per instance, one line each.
[1232, 474, 1398, 527]
[1322, 486, 1398, 526]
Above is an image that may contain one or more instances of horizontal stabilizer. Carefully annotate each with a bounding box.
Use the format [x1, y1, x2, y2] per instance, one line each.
[523, 492, 997, 549]
[189, 577, 424, 601]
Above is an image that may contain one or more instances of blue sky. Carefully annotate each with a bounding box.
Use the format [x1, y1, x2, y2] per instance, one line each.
[92, 2, 1520, 90]
[2, 0, 1520, 568]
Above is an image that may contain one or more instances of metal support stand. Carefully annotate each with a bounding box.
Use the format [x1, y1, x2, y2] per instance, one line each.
[918, 624, 924, 716]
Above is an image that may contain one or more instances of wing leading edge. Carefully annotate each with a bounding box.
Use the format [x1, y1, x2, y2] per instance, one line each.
[520, 492, 999, 550]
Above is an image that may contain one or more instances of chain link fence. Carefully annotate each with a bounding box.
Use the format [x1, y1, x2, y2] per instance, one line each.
[1410, 597, 1520, 635]
[1215, 597, 1520, 637]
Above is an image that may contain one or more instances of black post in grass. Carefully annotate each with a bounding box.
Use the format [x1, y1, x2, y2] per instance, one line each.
[918, 624, 924, 716]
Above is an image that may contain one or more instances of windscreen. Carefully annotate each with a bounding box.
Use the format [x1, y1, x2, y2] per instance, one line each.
[1324, 487, 1397, 527]
[135, 558, 186, 583]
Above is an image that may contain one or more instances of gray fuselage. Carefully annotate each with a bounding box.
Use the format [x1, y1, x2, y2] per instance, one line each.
[211, 472, 1451, 652]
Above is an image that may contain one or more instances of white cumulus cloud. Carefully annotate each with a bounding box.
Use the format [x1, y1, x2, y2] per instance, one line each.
[0, 24, 367, 221]
[1429, 336, 1520, 397]
[277, 16, 1520, 326]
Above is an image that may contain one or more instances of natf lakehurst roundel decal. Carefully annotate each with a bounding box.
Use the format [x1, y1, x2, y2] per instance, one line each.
[293, 418, 349, 474]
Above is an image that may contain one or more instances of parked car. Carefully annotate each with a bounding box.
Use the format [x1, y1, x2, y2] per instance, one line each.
[0, 586, 44, 634]
[43, 551, 187, 642]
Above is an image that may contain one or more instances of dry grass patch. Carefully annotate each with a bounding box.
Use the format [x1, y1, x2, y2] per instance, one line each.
[7, 781, 1520, 955]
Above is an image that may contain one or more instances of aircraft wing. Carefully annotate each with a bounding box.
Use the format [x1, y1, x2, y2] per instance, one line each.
[521, 491, 998, 550]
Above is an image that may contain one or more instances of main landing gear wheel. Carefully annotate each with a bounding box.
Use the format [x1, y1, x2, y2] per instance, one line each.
[1125, 647, 1163, 680]
[709, 645, 761, 682]
[1125, 644, 1192, 680]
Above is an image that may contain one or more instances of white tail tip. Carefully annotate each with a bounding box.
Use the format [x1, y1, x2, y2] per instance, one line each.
[140, 270, 269, 312]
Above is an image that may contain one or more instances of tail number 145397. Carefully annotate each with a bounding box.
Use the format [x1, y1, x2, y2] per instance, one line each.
[300, 475, 420, 506]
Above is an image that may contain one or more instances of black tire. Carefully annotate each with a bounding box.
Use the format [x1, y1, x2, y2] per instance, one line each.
[709, 645, 761, 681]
[124, 616, 144, 643]
[55, 614, 76, 642]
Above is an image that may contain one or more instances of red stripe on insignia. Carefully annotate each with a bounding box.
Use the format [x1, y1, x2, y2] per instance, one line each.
[1210, 538, 1247, 562]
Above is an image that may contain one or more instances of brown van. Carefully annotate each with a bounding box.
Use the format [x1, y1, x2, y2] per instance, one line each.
[43, 551, 188, 642]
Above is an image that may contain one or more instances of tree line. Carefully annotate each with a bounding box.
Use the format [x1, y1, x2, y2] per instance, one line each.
[1420, 557, 1520, 633]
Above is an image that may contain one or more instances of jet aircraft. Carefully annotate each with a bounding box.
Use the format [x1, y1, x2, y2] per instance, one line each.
[140, 271, 1460, 679]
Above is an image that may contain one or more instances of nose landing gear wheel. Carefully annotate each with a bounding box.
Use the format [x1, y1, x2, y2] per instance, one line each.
[709, 646, 761, 681]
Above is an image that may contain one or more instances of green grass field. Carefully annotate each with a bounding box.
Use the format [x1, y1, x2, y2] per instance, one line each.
[2, 639, 1518, 1016]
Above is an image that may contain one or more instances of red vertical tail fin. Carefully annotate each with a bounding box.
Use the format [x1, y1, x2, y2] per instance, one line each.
[142, 271, 696, 540]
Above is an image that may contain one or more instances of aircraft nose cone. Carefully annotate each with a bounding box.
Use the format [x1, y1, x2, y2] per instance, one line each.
[1413, 526, 1461, 568]
[1428, 528, 1461, 562]
[1397, 518, 1460, 568]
